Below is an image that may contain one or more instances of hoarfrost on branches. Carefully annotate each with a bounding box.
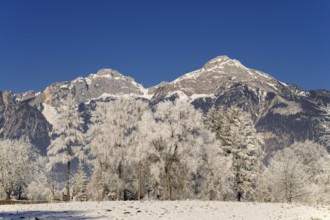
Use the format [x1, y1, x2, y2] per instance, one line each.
[0, 138, 39, 200]
[207, 107, 264, 201]
[87, 98, 150, 200]
[47, 93, 85, 200]
[319, 104, 330, 150]
[257, 141, 330, 203]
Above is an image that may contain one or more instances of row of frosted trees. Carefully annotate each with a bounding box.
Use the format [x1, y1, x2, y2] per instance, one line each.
[1, 95, 330, 204]
[48, 96, 264, 201]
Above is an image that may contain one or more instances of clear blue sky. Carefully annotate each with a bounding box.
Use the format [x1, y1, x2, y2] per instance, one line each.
[0, 0, 329, 93]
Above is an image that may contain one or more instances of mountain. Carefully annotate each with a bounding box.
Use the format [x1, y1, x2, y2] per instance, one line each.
[1, 55, 329, 156]
[150, 56, 330, 155]
[34, 69, 150, 106]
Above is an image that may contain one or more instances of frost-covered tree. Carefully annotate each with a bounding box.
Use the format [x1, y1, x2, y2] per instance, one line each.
[128, 110, 158, 200]
[87, 100, 115, 200]
[259, 141, 330, 204]
[290, 141, 330, 204]
[45, 167, 63, 201]
[87, 98, 149, 200]
[319, 104, 330, 150]
[203, 140, 233, 200]
[268, 152, 307, 203]
[47, 93, 85, 201]
[26, 157, 61, 201]
[151, 99, 210, 200]
[0, 138, 39, 200]
[207, 107, 264, 201]
[72, 161, 88, 201]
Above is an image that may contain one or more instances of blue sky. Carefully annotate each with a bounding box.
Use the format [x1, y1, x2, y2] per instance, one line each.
[0, 0, 329, 93]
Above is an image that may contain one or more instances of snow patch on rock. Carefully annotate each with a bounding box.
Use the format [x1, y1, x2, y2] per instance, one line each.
[272, 101, 303, 116]
[42, 103, 58, 126]
[172, 69, 202, 84]
[190, 93, 214, 100]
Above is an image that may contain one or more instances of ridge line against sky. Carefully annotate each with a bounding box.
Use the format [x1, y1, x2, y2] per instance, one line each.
[0, 0, 329, 93]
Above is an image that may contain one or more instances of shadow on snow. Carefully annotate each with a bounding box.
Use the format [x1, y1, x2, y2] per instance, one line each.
[0, 210, 103, 220]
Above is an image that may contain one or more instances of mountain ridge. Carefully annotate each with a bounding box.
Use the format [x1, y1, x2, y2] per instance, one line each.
[1, 55, 329, 156]
[7, 55, 324, 104]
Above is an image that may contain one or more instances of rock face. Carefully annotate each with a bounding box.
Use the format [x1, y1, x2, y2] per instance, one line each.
[0, 92, 51, 154]
[1, 56, 329, 156]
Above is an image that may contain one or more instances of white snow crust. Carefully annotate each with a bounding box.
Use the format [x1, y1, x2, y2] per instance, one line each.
[0, 201, 329, 220]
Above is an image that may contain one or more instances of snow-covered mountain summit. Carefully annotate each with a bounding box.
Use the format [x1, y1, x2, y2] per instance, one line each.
[155, 55, 283, 96]
[39, 68, 151, 105]
[148, 55, 296, 107]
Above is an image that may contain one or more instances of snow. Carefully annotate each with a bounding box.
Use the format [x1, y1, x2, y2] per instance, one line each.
[130, 80, 152, 99]
[207, 55, 230, 63]
[190, 93, 213, 100]
[60, 84, 69, 89]
[298, 91, 308, 97]
[88, 69, 122, 80]
[41, 103, 58, 126]
[279, 81, 289, 87]
[0, 201, 328, 220]
[95, 93, 116, 100]
[172, 70, 202, 84]
[91, 90, 151, 102]
[72, 77, 85, 84]
[15, 91, 40, 102]
[226, 59, 247, 69]
[21, 91, 29, 98]
[171, 55, 268, 85]
[85, 77, 92, 85]
[266, 83, 278, 91]
[272, 101, 303, 116]
[254, 70, 272, 80]
[205, 57, 247, 71]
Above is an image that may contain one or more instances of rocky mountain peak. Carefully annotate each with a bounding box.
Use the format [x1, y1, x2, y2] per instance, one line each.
[203, 55, 246, 71]
[87, 69, 124, 81]
[150, 55, 281, 99]
[39, 68, 150, 106]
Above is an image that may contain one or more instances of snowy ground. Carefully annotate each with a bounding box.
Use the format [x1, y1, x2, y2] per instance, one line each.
[0, 201, 329, 220]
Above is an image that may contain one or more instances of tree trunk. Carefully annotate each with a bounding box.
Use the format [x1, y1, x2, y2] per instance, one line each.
[66, 160, 71, 201]
[169, 174, 172, 200]
[165, 162, 172, 200]
[117, 184, 120, 201]
[237, 191, 242, 202]
[17, 186, 22, 200]
[117, 161, 122, 201]
[138, 161, 142, 201]
[5, 190, 11, 200]
[165, 145, 177, 200]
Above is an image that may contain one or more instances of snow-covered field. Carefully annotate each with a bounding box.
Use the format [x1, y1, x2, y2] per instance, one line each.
[0, 201, 329, 220]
